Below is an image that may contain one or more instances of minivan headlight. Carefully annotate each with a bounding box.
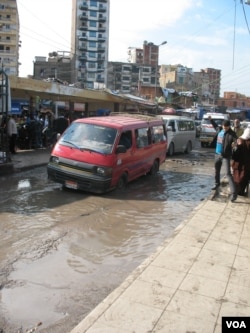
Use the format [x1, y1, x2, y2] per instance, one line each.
[96, 166, 112, 176]
[50, 156, 59, 164]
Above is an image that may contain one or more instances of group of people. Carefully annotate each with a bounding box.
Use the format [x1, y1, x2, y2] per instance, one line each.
[210, 117, 250, 202]
[0, 111, 70, 154]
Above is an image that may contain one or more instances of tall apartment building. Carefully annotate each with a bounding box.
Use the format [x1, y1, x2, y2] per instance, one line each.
[33, 51, 72, 84]
[0, 0, 20, 76]
[107, 61, 155, 99]
[159, 64, 195, 92]
[107, 41, 164, 99]
[200, 68, 221, 103]
[193, 70, 210, 101]
[71, 0, 110, 89]
[159, 65, 221, 104]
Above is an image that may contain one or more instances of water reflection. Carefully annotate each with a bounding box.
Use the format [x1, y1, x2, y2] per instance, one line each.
[0, 162, 214, 332]
[17, 179, 31, 190]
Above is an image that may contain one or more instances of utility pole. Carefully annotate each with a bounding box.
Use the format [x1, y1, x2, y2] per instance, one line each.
[154, 41, 167, 101]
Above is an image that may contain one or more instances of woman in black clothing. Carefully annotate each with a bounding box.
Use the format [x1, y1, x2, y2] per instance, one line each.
[231, 127, 250, 196]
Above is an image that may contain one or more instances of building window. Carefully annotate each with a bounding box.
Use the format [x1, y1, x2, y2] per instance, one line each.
[88, 52, 96, 58]
[122, 66, 131, 71]
[89, 21, 97, 27]
[89, 11, 97, 17]
[178, 77, 184, 84]
[89, 41, 96, 48]
[89, 31, 96, 37]
[88, 62, 96, 68]
[122, 86, 130, 91]
[90, 0, 97, 7]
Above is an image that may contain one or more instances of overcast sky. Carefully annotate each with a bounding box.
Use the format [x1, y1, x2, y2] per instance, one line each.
[17, 0, 250, 97]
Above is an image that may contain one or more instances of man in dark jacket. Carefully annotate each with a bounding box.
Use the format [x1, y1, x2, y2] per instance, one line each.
[212, 120, 238, 202]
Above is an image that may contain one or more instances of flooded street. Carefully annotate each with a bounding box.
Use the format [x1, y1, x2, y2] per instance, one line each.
[0, 145, 215, 333]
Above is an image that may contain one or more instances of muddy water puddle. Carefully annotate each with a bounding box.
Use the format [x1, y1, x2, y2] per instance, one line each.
[0, 153, 214, 332]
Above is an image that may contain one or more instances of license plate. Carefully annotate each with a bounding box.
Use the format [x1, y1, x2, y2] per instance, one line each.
[65, 180, 78, 189]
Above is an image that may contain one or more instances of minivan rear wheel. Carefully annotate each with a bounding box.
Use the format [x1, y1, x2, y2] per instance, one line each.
[149, 160, 159, 176]
[168, 142, 174, 156]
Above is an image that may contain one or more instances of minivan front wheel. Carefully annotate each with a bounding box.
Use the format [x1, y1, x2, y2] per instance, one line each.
[185, 141, 192, 154]
[117, 173, 128, 191]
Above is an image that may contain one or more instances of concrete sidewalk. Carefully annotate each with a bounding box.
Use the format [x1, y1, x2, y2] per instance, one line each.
[0, 148, 51, 175]
[70, 196, 250, 333]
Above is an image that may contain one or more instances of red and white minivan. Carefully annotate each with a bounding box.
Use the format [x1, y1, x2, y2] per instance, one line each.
[47, 114, 167, 193]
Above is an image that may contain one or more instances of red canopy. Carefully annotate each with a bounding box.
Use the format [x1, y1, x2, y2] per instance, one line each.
[162, 108, 176, 115]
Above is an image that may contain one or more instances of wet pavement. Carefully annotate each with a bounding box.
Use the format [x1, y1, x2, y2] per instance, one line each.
[70, 191, 250, 333]
[1, 146, 249, 332]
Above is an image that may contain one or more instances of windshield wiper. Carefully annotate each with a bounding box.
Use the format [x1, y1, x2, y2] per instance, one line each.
[61, 140, 82, 151]
[61, 140, 105, 154]
[83, 147, 106, 154]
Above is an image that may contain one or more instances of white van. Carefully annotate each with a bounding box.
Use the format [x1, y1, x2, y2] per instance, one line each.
[159, 115, 196, 156]
[199, 113, 230, 147]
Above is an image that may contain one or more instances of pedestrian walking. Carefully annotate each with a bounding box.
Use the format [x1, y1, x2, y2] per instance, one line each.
[7, 115, 18, 154]
[231, 127, 250, 196]
[211, 119, 238, 202]
[232, 118, 244, 138]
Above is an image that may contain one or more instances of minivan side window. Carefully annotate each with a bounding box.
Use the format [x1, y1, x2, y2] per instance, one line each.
[136, 128, 149, 148]
[118, 130, 132, 149]
[179, 120, 194, 131]
[179, 120, 186, 131]
[152, 125, 166, 143]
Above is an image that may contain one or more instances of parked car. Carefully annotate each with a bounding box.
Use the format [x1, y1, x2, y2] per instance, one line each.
[240, 121, 250, 129]
[47, 114, 167, 193]
[159, 115, 196, 156]
[199, 113, 230, 147]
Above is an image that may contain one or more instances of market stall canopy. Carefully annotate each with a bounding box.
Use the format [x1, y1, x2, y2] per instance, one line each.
[162, 107, 176, 114]
[9, 77, 157, 110]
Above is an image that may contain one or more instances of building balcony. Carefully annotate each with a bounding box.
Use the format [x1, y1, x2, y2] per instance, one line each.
[98, 26, 106, 33]
[96, 57, 105, 63]
[98, 16, 106, 22]
[96, 78, 104, 83]
[97, 46, 106, 52]
[98, 6, 106, 13]
[79, 36, 88, 41]
[79, 54, 87, 61]
[98, 35, 106, 42]
[79, 3, 88, 10]
[78, 45, 88, 51]
[79, 15, 89, 21]
[79, 25, 88, 31]
[78, 66, 86, 73]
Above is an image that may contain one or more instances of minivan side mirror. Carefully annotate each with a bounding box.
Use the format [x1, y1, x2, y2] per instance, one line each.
[116, 145, 127, 154]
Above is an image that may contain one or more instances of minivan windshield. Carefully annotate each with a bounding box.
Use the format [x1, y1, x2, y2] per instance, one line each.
[59, 122, 117, 154]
